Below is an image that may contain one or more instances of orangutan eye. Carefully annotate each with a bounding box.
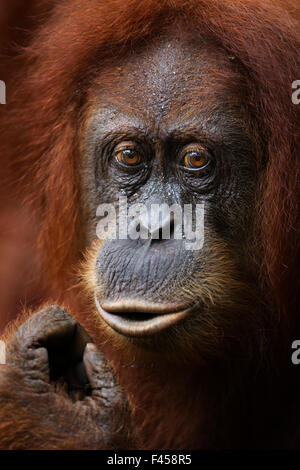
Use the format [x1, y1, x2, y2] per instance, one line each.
[184, 152, 207, 168]
[114, 143, 142, 168]
[180, 145, 210, 171]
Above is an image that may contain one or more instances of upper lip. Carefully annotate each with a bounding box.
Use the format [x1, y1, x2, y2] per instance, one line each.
[94, 296, 194, 337]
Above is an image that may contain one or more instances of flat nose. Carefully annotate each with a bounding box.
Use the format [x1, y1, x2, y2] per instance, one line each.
[139, 206, 174, 239]
[124, 204, 175, 241]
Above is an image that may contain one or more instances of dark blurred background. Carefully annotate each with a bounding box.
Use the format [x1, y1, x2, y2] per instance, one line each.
[0, 1, 50, 332]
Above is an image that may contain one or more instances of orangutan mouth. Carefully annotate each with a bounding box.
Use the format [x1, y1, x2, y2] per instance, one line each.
[94, 296, 193, 336]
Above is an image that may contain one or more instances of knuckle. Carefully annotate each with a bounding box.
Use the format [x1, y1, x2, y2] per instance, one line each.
[24, 305, 75, 335]
[7, 305, 76, 353]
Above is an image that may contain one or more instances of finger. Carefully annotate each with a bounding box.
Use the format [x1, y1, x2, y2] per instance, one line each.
[6, 306, 76, 391]
[83, 343, 122, 404]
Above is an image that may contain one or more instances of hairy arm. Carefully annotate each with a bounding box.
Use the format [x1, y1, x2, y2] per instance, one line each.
[0, 306, 135, 450]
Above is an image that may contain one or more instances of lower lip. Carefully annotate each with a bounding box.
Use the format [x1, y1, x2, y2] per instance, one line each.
[94, 296, 193, 337]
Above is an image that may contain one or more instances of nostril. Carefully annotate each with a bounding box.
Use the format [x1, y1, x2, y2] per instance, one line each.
[155, 213, 175, 240]
[169, 216, 175, 238]
[130, 209, 176, 241]
[156, 219, 174, 240]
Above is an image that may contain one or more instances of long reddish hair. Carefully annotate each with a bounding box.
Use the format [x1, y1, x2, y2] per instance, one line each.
[0, 0, 299, 323]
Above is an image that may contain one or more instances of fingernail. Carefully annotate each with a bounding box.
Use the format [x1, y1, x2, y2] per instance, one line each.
[86, 343, 97, 352]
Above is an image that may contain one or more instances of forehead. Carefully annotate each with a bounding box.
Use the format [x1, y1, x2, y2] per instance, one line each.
[87, 31, 247, 134]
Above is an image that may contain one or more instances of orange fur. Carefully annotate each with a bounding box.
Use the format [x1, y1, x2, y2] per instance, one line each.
[0, 0, 299, 449]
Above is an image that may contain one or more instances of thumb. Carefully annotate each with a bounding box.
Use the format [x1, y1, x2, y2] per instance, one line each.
[83, 343, 120, 402]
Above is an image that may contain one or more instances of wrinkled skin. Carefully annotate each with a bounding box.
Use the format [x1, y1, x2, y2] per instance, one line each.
[0, 306, 134, 450]
[80, 33, 264, 363]
[0, 31, 273, 450]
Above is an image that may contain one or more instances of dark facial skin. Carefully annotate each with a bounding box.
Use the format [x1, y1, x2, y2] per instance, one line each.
[81, 32, 264, 360]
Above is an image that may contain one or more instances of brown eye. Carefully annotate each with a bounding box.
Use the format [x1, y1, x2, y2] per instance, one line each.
[183, 150, 208, 170]
[115, 148, 141, 167]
